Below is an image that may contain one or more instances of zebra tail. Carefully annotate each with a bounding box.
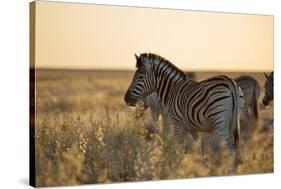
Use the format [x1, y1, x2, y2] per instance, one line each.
[253, 97, 259, 121]
[252, 84, 259, 121]
[232, 84, 244, 152]
[232, 84, 244, 166]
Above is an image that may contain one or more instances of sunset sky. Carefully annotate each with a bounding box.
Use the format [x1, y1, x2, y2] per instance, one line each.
[34, 1, 273, 71]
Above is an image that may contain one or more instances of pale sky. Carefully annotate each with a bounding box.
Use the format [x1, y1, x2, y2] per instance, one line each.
[34, 1, 273, 71]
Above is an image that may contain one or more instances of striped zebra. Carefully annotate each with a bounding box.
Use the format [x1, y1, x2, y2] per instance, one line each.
[234, 76, 260, 140]
[263, 72, 273, 107]
[124, 53, 244, 166]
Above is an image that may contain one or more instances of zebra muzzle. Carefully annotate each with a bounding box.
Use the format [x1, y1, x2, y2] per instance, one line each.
[124, 91, 138, 107]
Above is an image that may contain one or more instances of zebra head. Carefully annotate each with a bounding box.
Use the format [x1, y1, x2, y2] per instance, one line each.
[124, 54, 156, 106]
[263, 72, 273, 107]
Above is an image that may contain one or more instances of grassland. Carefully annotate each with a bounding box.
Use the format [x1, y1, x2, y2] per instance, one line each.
[34, 69, 273, 187]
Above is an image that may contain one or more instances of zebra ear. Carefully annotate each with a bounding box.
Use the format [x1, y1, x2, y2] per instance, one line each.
[264, 72, 269, 79]
[134, 54, 139, 61]
[135, 54, 141, 68]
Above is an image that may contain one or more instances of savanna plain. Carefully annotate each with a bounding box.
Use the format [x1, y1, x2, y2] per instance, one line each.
[34, 69, 273, 187]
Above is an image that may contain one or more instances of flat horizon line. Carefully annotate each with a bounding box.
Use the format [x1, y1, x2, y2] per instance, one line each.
[32, 67, 271, 73]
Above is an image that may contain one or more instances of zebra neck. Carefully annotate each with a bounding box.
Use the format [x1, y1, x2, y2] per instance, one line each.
[156, 74, 183, 107]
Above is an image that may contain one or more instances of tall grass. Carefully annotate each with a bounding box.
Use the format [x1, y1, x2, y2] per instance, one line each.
[34, 70, 273, 187]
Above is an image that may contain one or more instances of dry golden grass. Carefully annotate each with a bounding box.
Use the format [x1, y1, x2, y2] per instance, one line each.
[34, 69, 273, 187]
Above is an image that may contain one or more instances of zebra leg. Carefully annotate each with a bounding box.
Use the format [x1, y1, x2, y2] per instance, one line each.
[210, 117, 238, 170]
[191, 132, 204, 163]
[149, 107, 160, 133]
[170, 120, 195, 154]
[217, 127, 237, 170]
[171, 122, 186, 149]
[223, 128, 242, 170]
[245, 107, 252, 139]
[162, 113, 169, 149]
[240, 107, 251, 141]
[183, 132, 194, 154]
[198, 133, 204, 163]
[233, 114, 242, 168]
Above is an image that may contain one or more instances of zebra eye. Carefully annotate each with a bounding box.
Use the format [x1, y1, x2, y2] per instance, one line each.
[139, 75, 144, 79]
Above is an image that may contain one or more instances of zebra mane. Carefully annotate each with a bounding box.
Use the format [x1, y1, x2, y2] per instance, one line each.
[138, 53, 186, 79]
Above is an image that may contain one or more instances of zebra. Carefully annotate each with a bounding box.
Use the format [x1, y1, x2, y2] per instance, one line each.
[263, 72, 273, 107]
[234, 76, 260, 140]
[124, 53, 244, 167]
